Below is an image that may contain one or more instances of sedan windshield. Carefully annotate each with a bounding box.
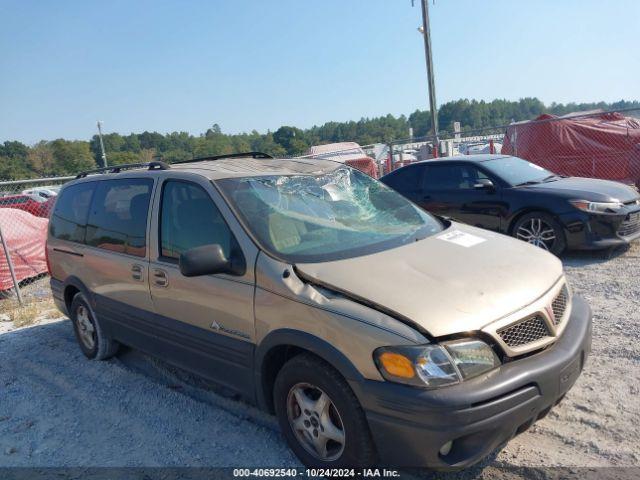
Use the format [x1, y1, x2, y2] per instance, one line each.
[483, 156, 557, 186]
[218, 167, 443, 263]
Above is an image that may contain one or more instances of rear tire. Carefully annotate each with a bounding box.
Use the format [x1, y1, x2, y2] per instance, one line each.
[512, 212, 566, 255]
[273, 353, 377, 468]
[70, 293, 119, 360]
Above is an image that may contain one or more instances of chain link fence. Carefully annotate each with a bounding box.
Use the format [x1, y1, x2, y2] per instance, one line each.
[2, 107, 639, 324]
[386, 108, 640, 188]
[0, 176, 73, 326]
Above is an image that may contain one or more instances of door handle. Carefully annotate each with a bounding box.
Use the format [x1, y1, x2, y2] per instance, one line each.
[131, 264, 144, 282]
[422, 195, 431, 200]
[152, 269, 168, 287]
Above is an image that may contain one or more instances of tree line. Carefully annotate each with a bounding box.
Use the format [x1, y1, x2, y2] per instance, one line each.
[1, 98, 638, 180]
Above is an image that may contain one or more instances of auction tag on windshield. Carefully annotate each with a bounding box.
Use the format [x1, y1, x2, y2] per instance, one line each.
[437, 230, 486, 248]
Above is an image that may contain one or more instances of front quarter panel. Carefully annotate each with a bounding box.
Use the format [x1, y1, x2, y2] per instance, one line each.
[502, 188, 576, 230]
[254, 253, 425, 382]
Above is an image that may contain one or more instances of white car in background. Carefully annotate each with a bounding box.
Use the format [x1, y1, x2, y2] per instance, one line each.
[22, 186, 60, 199]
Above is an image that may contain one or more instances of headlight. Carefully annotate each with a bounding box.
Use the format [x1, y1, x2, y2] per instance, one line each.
[374, 339, 501, 389]
[570, 199, 625, 215]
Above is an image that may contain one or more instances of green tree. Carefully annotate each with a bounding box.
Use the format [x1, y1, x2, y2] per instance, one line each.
[108, 151, 141, 166]
[273, 126, 308, 155]
[50, 139, 96, 175]
[27, 141, 55, 176]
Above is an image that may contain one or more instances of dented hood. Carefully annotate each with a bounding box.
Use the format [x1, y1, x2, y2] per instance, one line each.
[296, 223, 564, 338]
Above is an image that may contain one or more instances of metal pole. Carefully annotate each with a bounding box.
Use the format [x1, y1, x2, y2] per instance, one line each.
[0, 225, 23, 305]
[97, 121, 108, 168]
[420, 0, 439, 144]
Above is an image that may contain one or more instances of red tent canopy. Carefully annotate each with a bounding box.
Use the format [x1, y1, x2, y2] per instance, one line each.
[0, 209, 48, 291]
[502, 112, 640, 187]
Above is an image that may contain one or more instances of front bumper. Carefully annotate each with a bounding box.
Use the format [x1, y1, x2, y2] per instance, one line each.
[559, 209, 640, 250]
[351, 295, 592, 469]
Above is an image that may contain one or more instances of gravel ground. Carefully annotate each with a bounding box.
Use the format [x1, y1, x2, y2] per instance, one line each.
[0, 243, 638, 477]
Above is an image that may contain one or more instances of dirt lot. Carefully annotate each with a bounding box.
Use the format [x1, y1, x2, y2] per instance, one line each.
[0, 243, 639, 477]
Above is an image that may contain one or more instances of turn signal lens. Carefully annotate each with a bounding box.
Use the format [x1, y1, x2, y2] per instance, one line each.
[378, 352, 415, 379]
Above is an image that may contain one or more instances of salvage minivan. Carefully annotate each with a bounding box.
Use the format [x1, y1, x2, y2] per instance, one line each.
[47, 153, 592, 469]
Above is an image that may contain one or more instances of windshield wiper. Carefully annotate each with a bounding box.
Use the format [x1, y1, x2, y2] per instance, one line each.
[541, 174, 561, 182]
[515, 174, 559, 186]
[515, 180, 542, 186]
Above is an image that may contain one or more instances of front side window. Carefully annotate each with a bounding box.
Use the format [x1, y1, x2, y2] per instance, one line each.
[218, 167, 442, 263]
[423, 164, 489, 191]
[85, 178, 153, 257]
[159, 181, 235, 261]
[50, 182, 96, 243]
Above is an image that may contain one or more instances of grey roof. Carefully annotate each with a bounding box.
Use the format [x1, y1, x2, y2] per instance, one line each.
[171, 156, 342, 180]
[419, 154, 511, 164]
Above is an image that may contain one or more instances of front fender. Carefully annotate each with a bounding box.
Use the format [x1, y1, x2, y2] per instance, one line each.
[254, 329, 367, 412]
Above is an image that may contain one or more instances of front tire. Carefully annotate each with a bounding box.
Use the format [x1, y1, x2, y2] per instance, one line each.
[70, 293, 119, 360]
[512, 212, 566, 255]
[273, 353, 377, 468]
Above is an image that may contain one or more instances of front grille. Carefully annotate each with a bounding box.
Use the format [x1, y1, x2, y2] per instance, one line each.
[498, 315, 551, 348]
[618, 212, 640, 237]
[551, 286, 569, 325]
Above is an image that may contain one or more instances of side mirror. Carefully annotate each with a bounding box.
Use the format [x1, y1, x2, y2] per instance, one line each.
[179, 244, 245, 277]
[474, 178, 495, 191]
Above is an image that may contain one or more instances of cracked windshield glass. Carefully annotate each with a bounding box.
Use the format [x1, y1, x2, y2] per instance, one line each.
[219, 167, 443, 262]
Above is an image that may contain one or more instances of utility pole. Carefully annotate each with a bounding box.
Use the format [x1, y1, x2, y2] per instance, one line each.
[96, 121, 108, 167]
[418, 0, 439, 146]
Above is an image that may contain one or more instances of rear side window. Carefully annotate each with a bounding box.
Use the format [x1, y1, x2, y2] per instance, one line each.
[159, 181, 235, 261]
[86, 179, 153, 257]
[383, 166, 424, 192]
[50, 182, 96, 243]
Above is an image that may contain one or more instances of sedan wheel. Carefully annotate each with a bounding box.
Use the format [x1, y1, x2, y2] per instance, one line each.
[516, 217, 557, 251]
[512, 212, 566, 255]
[286, 383, 346, 461]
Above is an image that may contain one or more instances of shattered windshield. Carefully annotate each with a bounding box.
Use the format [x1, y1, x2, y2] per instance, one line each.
[218, 167, 443, 262]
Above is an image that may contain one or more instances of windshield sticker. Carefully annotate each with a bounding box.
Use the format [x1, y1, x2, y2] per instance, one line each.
[437, 230, 486, 248]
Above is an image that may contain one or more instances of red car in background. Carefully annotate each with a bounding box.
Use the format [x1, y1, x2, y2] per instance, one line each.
[0, 193, 54, 218]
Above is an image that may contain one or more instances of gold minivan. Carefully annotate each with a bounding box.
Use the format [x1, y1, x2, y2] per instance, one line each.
[47, 153, 592, 469]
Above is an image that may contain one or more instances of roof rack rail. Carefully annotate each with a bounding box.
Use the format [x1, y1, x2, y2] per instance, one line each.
[76, 161, 170, 179]
[172, 151, 273, 165]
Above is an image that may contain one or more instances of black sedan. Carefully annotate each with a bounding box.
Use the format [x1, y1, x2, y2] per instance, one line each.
[381, 154, 640, 254]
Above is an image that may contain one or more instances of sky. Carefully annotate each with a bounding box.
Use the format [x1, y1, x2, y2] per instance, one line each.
[1, 0, 638, 144]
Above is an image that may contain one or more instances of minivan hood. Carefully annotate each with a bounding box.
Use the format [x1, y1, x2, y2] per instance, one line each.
[521, 177, 639, 203]
[296, 224, 563, 338]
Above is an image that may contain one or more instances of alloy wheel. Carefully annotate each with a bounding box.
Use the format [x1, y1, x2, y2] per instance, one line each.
[516, 217, 557, 251]
[76, 304, 96, 350]
[286, 382, 346, 461]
